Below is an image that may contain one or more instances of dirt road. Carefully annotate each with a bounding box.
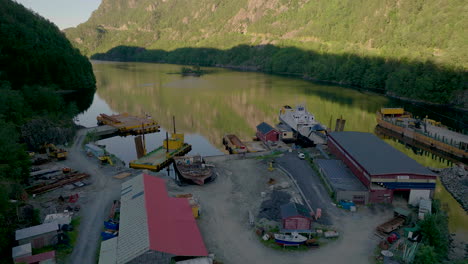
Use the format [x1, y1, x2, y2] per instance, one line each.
[65, 128, 123, 264]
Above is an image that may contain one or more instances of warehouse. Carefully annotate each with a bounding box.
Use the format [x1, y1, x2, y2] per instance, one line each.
[315, 159, 369, 204]
[99, 174, 208, 264]
[327, 132, 437, 205]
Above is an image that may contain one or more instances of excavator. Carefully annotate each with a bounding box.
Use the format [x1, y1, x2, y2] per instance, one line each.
[42, 144, 68, 160]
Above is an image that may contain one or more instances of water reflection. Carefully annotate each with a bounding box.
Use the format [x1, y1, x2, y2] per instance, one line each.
[76, 61, 467, 233]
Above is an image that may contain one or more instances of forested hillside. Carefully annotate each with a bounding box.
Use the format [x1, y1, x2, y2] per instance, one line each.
[0, 0, 95, 261]
[65, 0, 467, 106]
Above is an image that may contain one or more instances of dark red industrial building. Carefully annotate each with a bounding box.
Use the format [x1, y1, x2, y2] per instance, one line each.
[256, 122, 280, 143]
[327, 132, 437, 205]
[280, 203, 313, 232]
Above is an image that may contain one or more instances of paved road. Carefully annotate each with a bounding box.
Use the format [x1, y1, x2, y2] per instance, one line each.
[276, 151, 342, 225]
[66, 128, 123, 264]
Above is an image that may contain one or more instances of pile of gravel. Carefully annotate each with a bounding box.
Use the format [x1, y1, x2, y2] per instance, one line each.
[439, 165, 468, 212]
[258, 190, 291, 221]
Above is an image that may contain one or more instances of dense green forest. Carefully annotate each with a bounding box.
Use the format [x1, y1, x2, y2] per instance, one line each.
[66, 0, 467, 106]
[0, 0, 95, 262]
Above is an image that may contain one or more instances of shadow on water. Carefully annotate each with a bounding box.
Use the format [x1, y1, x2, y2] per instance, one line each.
[90, 44, 467, 113]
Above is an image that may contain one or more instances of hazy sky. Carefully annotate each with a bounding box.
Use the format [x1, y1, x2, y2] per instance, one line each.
[15, 0, 101, 29]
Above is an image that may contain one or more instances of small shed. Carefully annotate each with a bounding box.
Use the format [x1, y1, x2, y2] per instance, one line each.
[280, 203, 312, 232]
[256, 122, 280, 142]
[14, 251, 56, 264]
[276, 123, 295, 141]
[15, 222, 59, 249]
[12, 243, 32, 260]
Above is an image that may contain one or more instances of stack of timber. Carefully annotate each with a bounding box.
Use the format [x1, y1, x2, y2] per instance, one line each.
[97, 113, 160, 135]
[377, 108, 468, 160]
[26, 173, 90, 195]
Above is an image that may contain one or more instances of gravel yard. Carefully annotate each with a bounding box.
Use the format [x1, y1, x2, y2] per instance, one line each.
[165, 155, 393, 264]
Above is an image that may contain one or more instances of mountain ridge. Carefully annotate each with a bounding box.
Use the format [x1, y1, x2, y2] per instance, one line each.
[66, 0, 466, 67]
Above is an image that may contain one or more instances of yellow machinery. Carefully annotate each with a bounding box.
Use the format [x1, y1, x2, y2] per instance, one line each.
[163, 133, 185, 150]
[42, 144, 67, 160]
[380, 108, 404, 115]
[424, 117, 442, 127]
[99, 156, 113, 165]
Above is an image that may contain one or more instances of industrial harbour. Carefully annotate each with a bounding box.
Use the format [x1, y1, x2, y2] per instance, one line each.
[14, 62, 467, 264]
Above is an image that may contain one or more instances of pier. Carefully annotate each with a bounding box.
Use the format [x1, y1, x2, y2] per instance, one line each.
[97, 113, 160, 135]
[129, 144, 192, 171]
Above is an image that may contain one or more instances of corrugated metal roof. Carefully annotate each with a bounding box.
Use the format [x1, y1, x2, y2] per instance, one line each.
[315, 159, 367, 191]
[98, 237, 118, 264]
[116, 175, 150, 264]
[12, 243, 31, 258]
[329, 132, 437, 177]
[256, 122, 275, 135]
[280, 203, 311, 219]
[15, 222, 59, 240]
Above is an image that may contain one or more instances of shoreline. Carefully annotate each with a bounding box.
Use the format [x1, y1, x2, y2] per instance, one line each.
[91, 59, 468, 113]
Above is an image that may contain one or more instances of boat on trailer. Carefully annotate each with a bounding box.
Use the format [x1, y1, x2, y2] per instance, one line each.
[274, 232, 308, 246]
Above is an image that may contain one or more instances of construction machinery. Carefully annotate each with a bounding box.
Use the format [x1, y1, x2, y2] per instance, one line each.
[42, 144, 68, 160]
[99, 156, 114, 165]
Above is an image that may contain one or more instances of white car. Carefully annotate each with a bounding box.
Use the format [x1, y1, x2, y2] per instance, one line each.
[298, 153, 305, 159]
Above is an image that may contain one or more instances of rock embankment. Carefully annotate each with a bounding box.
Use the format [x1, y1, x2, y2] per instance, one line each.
[436, 165, 468, 212]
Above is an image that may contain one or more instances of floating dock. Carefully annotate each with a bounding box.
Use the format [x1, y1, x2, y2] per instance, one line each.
[129, 145, 191, 171]
[97, 113, 160, 135]
[377, 108, 468, 160]
[129, 133, 191, 171]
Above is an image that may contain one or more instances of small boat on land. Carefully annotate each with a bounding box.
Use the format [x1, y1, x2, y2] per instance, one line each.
[173, 155, 213, 185]
[274, 232, 308, 246]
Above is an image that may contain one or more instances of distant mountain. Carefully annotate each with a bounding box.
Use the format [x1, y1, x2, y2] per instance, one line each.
[66, 0, 466, 66]
[65, 0, 467, 106]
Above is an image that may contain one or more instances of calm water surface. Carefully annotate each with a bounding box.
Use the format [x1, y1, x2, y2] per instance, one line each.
[75, 61, 467, 234]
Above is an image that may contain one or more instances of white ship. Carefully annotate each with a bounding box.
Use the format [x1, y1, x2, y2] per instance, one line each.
[279, 105, 327, 145]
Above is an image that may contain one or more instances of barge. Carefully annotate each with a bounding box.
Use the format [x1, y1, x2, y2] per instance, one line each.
[129, 133, 191, 171]
[376, 108, 467, 160]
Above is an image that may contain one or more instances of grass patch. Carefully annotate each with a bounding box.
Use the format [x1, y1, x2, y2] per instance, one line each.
[82, 130, 98, 146]
[255, 150, 283, 160]
[32, 217, 81, 263]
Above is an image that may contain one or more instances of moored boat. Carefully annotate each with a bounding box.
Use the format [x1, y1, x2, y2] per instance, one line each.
[274, 232, 308, 246]
[173, 155, 213, 185]
[279, 104, 327, 145]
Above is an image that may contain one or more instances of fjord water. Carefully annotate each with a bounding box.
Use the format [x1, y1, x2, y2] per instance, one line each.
[76, 61, 467, 233]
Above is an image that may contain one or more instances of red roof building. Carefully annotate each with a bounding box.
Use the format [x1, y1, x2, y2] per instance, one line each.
[15, 251, 55, 264]
[101, 174, 208, 264]
[256, 122, 280, 143]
